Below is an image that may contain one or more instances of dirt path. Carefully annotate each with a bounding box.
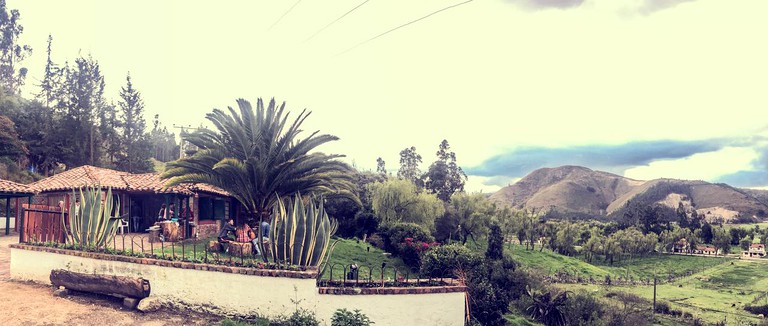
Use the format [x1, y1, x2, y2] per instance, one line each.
[0, 234, 223, 326]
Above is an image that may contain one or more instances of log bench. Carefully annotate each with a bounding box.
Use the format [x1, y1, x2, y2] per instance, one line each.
[228, 242, 253, 257]
[50, 269, 151, 309]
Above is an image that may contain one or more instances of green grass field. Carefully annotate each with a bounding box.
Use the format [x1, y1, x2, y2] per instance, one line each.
[322, 237, 410, 281]
[723, 221, 768, 231]
[504, 244, 727, 281]
[558, 259, 768, 325]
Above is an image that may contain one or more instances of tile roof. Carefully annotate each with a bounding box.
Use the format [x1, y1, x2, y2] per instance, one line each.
[27, 165, 229, 197]
[0, 179, 33, 194]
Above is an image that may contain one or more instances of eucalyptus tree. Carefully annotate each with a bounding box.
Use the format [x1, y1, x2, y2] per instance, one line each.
[162, 98, 358, 259]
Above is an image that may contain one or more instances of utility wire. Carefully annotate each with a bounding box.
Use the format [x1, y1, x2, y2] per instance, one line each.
[336, 0, 474, 56]
[268, 0, 303, 31]
[305, 0, 371, 42]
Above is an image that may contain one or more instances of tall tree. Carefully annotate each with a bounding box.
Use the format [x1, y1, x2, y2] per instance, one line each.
[423, 139, 467, 201]
[115, 74, 152, 172]
[35, 34, 60, 107]
[149, 114, 179, 162]
[57, 55, 107, 167]
[397, 146, 422, 185]
[369, 178, 444, 230]
[0, 114, 26, 158]
[0, 0, 31, 94]
[376, 157, 387, 177]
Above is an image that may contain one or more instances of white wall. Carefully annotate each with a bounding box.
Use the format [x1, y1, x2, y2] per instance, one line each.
[10, 247, 465, 326]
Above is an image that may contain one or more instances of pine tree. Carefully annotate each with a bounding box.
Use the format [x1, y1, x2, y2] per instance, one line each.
[36, 34, 60, 107]
[115, 74, 152, 172]
[423, 140, 467, 202]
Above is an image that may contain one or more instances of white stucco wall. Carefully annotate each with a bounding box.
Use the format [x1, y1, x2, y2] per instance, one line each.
[10, 247, 465, 326]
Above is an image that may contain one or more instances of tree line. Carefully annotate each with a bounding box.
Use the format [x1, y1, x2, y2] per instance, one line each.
[0, 2, 178, 181]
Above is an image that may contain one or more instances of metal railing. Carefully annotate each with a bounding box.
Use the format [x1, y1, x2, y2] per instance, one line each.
[317, 263, 459, 288]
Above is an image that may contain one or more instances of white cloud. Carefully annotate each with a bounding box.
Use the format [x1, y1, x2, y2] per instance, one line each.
[623, 147, 760, 181]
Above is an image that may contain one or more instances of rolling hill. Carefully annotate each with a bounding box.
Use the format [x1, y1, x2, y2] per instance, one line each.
[489, 165, 768, 220]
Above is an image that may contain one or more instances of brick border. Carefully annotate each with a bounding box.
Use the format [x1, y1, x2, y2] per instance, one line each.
[318, 285, 467, 295]
[10, 244, 317, 279]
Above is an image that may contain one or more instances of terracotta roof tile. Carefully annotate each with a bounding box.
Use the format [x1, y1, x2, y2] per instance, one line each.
[0, 179, 33, 194]
[28, 165, 229, 197]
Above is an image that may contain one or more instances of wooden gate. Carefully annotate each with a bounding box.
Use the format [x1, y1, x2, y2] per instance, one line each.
[21, 204, 66, 244]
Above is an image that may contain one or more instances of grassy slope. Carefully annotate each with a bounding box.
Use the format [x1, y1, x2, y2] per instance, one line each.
[323, 237, 410, 280]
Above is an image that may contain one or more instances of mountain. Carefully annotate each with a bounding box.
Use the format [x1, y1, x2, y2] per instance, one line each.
[489, 166, 768, 220]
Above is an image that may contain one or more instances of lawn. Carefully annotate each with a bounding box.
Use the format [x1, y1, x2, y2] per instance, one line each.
[322, 237, 410, 281]
[723, 221, 768, 231]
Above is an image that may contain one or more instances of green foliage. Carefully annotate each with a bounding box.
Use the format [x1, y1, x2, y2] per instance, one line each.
[422, 139, 466, 202]
[268, 309, 319, 326]
[435, 192, 492, 244]
[66, 186, 121, 247]
[0, 115, 26, 158]
[420, 243, 481, 278]
[486, 223, 504, 260]
[562, 291, 603, 326]
[321, 237, 409, 280]
[271, 195, 338, 267]
[396, 146, 422, 185]
[369, 179, 444, 230]
[330, 309, 374, 326]
[379, 222, 434, 253]
[525, 287, 569, 326]
[115, 73, 153, 173]
[0, 1, 32, 94]
[467, 257, 529, 326]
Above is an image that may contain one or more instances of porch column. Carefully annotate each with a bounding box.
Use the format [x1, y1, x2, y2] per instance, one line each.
[4, 198, 10, 235]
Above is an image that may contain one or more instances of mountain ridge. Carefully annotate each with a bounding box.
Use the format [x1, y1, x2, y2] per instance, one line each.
[488, 165, 768, 220]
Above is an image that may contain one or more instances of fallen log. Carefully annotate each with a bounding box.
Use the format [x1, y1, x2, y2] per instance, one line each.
[50, 269, 151, 299]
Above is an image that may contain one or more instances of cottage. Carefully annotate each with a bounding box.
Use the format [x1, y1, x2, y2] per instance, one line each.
[694, 245, 718, 255]
[742, 243, 766, 258]
[27, 165, 236, 239]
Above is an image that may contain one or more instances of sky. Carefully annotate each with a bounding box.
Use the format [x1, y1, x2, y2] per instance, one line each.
[8, 0, 768, 193]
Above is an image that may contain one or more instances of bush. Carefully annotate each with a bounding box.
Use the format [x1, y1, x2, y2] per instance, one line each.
[268, 309, 319, 326]
[379, 223, 434, 252]
[330, 308, 374, 326]
[654, 301, 671, 315]
[563, 291, 604, 326]
[420, 243, 481, 278]
[467, 257, 529, 326]
[379, 223, 436, 270]
[745, 304, 768, 316]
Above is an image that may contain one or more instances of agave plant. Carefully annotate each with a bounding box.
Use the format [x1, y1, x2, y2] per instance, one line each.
[270, 194, 338, 267]
[64, 186, 121, 248]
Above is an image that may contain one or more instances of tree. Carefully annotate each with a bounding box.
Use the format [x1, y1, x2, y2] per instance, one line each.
[369, 178, 444, 231]
[397, 146, 422, 185]
[376, 157, 387, 177]
[422, 139, 467, 202]
[115, 74, 152, 173]
[712, 226, 731, 256]
[486, 223, 504, 260]
[149, 114, 179, 162]
[701, 222, 714, 244]
[0, 0, 32, 94]
[0, 114, 26, 158]
[740, 235, 752, 251]
[57, 55, 107, 167]
[35, 34, 61, 107]
[162, 98, 359, 260]
[436, 192, 493, 244]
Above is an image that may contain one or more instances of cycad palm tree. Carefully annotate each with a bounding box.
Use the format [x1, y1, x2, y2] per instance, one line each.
[161, 98, 358, 261]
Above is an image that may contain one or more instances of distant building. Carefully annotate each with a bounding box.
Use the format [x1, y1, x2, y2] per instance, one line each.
[742, 243, 766, 258]
[694, 245, 718, 255]
[672, 238, 690, 253]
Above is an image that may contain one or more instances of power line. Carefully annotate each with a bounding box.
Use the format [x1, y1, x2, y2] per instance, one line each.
[336, 0, 474, 56]
[305, 0, 371, 42]
[268, 0, 304, 31]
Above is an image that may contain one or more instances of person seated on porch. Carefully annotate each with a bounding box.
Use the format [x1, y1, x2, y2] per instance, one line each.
[236, 222, 262, 256]
[157, 204, 169, 222]
[217, 218, 236, 251]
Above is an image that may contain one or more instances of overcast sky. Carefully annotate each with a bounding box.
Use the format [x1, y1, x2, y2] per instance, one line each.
[9, 0, 768, 192]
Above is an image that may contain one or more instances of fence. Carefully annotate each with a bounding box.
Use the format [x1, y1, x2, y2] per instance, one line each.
[20, 224, 458, 288]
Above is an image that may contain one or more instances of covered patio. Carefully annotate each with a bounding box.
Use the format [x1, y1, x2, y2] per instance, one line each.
[0, 179, 34, 236]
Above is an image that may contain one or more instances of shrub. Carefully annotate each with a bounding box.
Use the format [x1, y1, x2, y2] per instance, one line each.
[330, 308, 374, 326]
[745, 304, 768, 316]
[379, 223, 434, 252]
[379, 223, 435, 270]
[420, 243, 481, 278]
[268, 309, 319, 326]
[563, 291, 604, 326]
[366, 234, 385, 250]
[486, 223, 504, 260]
[654, 301, 671, 315]
[467, 257, 529, 326]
